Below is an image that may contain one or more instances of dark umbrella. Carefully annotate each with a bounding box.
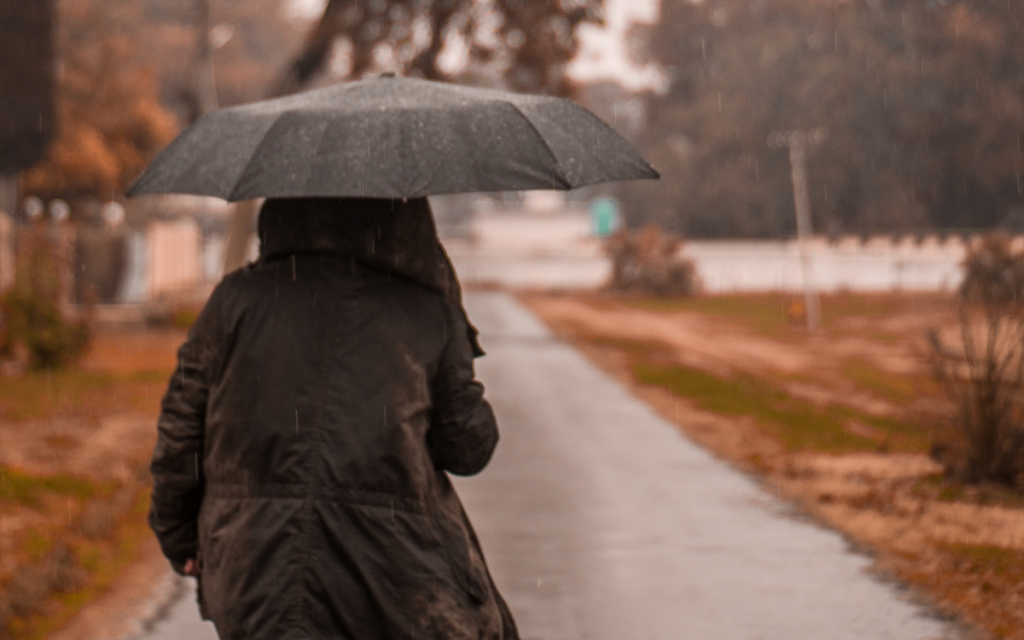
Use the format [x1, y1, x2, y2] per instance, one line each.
[127, 76, 658, 200]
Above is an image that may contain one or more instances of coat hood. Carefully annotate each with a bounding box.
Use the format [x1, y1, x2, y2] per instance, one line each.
[257, 197, 483, 356]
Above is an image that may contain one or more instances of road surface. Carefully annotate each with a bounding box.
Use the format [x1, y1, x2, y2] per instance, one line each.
[139, 291, 958, 640]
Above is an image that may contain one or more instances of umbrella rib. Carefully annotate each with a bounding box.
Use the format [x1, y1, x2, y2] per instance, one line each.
[226, 112, 293, 202]
[508, 103, 571, 190]
[573, 107, 660, 180]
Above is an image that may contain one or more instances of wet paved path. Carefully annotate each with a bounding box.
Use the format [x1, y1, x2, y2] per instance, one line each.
[455, 291, 954, 640]
[140, 291, 956, 640]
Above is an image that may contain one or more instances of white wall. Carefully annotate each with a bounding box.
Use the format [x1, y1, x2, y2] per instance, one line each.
[685, 236, 966, 293]
[445, 210, 976, 292]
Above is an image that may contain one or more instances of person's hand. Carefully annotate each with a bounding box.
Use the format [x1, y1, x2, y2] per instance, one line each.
[183, 559, 200, 577]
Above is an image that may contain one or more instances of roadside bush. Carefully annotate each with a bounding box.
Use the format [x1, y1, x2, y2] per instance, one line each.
[0, 592, 11, 639]
[3, 544, 86, 625]
[171, 306, 201, 331]
[0, 228, 89, 370]
[929, 234, 1024, 488]
[78, 483, 137, 539]
[605, 225, 700, 295]
[1, 289, 89, 369]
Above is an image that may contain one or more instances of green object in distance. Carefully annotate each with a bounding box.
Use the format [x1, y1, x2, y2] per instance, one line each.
[591, 197, 620, 237]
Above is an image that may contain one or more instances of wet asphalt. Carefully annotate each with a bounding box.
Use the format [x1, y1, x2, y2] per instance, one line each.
[139, 291, 959, 640]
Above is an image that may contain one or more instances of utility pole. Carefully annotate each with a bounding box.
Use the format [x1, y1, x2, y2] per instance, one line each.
[190, 0, 258, 278]
[193, 0, 219, 117]
[768, 128, 826, 332]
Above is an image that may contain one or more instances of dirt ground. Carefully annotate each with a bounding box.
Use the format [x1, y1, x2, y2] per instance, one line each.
[521, 291, 1024, 640]
[0, 329, 184, 640]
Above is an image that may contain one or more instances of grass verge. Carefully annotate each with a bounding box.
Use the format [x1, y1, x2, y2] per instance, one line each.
[839, 358, 926, 404]
[901, 545, 1024, 639]
[618, 292, 946, 340]
[0, 329, 179, 639]
[0, 468, 101, 509]
[0, 370, 167, 424]
[0, 474, 151, 640]
[596, 337, 929, 453]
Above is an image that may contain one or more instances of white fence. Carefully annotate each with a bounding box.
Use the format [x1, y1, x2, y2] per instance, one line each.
[685, 236, 967, 293]
[0, 211, 981, 296]
[443, 211, 979, 292]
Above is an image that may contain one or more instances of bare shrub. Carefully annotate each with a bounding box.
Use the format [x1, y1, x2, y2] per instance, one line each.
[4, 544, 86, 621]
[0, 590, 11, 639]
[0, 227, 89, 370]
[79, 483, 137, 539]
[43, 544, 87, 593]
[79, 500, 118, 540]
[929, 234, 1024, 488]
[7, 565, 50, 618]
[605, 225, 700, 295]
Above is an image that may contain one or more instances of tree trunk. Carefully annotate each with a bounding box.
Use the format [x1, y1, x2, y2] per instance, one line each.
[222, 199, 258, 274]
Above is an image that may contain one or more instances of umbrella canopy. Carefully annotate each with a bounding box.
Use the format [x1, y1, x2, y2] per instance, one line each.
[127, 76, 658, 201]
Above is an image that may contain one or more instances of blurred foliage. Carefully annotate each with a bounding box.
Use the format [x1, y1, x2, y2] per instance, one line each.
[134, 0, 309, 117]
[622, 0, 1024, 237]
[274, 0, 604, 97]
[0, 228, 88, 370]
[0, 289, 89, 370]
[19, 0, 178, 204]
[171, 306, 201, 331]
[605, 225, 699, 295]
[929, 234, 1024, 488]
[959, 234, 1024, 309]
[0, 467, 98, 509]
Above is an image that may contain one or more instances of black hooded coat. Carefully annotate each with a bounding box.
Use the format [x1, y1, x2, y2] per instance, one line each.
[148, 198, 518, 640]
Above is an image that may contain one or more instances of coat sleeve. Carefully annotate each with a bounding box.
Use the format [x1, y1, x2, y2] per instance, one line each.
[148, 286, 228, 573]
[427, 304, 498, 476]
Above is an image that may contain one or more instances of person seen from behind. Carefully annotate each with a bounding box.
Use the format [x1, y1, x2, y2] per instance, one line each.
[148, 197, 518, 639]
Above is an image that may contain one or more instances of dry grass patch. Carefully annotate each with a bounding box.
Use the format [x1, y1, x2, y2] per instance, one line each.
[0, 328, 184, 640]
[626, 343, 928, 453]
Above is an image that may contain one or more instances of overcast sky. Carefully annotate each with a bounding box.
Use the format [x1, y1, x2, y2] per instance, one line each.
[567, 0, 664, 91]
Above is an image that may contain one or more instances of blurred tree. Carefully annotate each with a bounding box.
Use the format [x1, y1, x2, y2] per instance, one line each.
[20, 0, 179, 206]
[623, 0, 1024, 237]
[220, 0, 605, 273]
[271, 0, 604, 97]
[166, 0, 310, 118]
